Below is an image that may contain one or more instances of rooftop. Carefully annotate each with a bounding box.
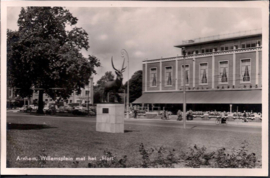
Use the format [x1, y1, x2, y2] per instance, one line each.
[175, 29, 262, 48]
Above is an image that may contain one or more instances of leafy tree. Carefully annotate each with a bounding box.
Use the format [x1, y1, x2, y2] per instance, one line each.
[94, 71, 115, 103]
[7, 7, 100, 113]
[124, 70, 142, 103]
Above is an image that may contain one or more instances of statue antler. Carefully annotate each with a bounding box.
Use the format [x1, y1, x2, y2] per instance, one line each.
[121, 57, 125, 72]
[111, 57, 120, 73]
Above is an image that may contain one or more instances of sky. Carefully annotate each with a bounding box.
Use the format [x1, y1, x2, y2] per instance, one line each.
[7, 7, 262, 84]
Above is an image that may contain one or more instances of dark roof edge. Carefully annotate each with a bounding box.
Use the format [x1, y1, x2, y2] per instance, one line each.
[174, 33, 262, 48]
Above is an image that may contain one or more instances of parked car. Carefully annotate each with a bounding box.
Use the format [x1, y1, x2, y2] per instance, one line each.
[25, 105, 38, 112]
[44, 104, 59, 114]
[72, 106, 88, 115]
[19, 105, 28, 112]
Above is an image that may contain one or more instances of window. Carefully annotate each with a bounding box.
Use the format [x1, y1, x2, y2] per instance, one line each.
[205, 49, 210, 53]
[241, 59, 251, 83]
[214, 48, 218, 52]
[219, 61, 229, 84]
[230, 46, 234, 50]
[257, 40, 261, 46]
[235, 45, 238, 49]
[221, 47, 224, 51]
[85, 90, 89, 96]
[195, 50, 199, 54]
[225, 46, 229, 51]
[241, 44, 246, 48]
[199, 63, 208, 85]
[251, 43, 256, 47]
[70, 100, 72, 103]
[201, 49, 205, 53]
[165, 66, 173, 86]
[150, 68, 157, 87]
[246, 43, 251, 48]
[181, 65, 190, 86]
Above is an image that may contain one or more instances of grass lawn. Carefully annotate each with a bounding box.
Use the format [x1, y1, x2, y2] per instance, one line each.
[7, 113, 262, 168]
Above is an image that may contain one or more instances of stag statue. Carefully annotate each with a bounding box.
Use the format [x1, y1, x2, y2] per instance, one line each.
[103, 57, 126, 102]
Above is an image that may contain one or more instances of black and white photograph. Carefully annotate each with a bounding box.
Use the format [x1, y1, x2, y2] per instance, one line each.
[1, 1, 269, 176]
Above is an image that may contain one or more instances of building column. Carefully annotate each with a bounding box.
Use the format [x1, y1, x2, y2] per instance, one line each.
[145, 63, 147, 92]
[160, 59, 162, 91]
[256, 43, 259, 85]
[193, 52, 196, 88]
[175, 56, 178, 90]
[212, 49, 215, 89]
[233, 46, 236, 86]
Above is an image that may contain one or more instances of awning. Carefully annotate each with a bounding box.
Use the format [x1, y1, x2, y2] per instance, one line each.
[132, 90, 262, 104]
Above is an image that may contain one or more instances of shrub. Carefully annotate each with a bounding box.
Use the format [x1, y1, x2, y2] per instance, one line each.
[184, 145, 215, 168]
[86, 141, 259, 168]
[213, 140, 257, 168]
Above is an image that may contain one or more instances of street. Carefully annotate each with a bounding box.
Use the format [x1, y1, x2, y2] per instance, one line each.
[7, 112, 261, 133]
[6, 112, 262, 168]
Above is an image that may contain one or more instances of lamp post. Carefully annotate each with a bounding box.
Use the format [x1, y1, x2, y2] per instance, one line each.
[182, 47, 187, 129]
[88, 79, 90, 114]
[121, 49, 129, 119]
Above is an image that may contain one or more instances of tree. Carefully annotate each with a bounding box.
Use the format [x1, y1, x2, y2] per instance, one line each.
[7, 7, 100, 113]
[124, 70, 142, 103]
[94, 71, 115, 103]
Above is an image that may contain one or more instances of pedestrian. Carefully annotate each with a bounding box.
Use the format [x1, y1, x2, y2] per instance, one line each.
[243, 110, 248, 122]
[166, 110, 170, 120]
[162, 109, 167, 120]
[221, 111, 226, 124]
[134, 108, 138, 119]
[177, 110, 182, 121]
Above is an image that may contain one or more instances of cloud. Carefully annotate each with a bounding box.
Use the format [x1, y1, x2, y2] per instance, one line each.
[6, 7, 262, 84]
[97, 34, 108, 41]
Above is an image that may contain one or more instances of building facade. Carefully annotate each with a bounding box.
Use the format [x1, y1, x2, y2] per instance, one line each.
[31, 77, 94, 105]
[133, 29, 262, 113]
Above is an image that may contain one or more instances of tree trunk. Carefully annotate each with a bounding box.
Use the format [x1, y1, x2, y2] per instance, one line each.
[37, 90, 44, 114]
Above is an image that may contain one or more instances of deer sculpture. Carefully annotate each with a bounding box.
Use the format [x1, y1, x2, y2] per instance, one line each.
[103, 57, 126, 102]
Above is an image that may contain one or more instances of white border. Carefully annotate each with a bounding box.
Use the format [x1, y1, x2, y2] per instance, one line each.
[1, 1, 269, 176]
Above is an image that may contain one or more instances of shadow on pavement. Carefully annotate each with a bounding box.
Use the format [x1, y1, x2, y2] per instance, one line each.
[7, 123, 57, 130]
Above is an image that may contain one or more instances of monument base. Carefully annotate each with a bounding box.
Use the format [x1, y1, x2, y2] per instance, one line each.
[96, 104, 124, 133]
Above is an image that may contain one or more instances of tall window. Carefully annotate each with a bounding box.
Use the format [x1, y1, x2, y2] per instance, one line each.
[181, 65, 190, 86]
[219, 61, 228, 84]
[85, 90, 89, 96]
[150, 68, 157, 87]
[165, 66, 173, 86]
[200, 63, 208, 85]
[241, 59, 251, 82]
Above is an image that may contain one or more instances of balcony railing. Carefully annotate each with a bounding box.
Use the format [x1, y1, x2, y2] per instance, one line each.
[182, 29, 262, 45]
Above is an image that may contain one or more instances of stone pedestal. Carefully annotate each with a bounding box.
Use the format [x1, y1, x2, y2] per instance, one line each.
[96, 104, 124, 133]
